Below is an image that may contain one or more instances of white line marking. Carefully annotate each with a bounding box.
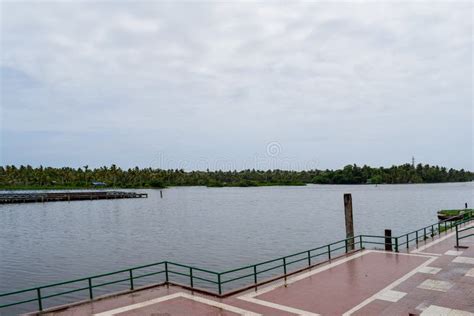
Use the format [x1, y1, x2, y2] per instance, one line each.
[369, 250, 433, 258]
[94, 292, 261, 316]
[414, 252, 442, 256]
[239, 296, 320, 316]
[237, 251, 369, 315]
[239, 250, 438, 316]
[342, 255, 438, 315]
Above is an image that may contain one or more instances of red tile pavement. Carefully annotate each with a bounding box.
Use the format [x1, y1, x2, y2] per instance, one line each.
[252, 252, 429, 315]
[35, 228, 474, 316]
[114, 297, 240, 316]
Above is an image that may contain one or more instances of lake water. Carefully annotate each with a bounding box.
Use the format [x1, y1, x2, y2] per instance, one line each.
[0, 183, 473, 314]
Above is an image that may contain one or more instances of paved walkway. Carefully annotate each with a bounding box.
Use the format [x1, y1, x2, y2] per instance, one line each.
[39, 227, 474, 316]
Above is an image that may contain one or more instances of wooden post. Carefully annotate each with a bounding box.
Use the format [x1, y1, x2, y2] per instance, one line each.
[344, 193, 355, 251]
[385, 229, 393, 251]
[160, 190, 163, 198]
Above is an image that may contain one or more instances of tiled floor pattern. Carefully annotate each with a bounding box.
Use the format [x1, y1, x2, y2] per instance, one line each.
[38, 225, 474, 316]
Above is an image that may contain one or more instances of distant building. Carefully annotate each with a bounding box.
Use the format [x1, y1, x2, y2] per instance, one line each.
[92, 181, 106, 186]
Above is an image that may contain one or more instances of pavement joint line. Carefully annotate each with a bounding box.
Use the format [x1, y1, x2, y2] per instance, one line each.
[342, 254, 438, 315]
[369, 250, 434, 258]
[93, 292, 262, 316]
[414, 252, 442, 256]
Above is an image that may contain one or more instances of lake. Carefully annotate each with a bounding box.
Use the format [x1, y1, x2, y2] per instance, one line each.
[0, 183, 472, 314]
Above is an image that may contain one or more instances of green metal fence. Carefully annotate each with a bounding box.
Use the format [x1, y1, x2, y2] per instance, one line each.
[455, 217, 474, 248]
[1, 214, 473, 313]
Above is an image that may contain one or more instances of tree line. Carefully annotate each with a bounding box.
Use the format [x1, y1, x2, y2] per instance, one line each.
[0, 163, 472, 189]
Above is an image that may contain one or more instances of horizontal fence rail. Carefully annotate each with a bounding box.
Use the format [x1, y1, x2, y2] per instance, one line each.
[1, 214, 473, 313]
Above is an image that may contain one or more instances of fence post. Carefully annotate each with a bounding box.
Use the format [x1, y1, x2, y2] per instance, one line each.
[165, 262, 169, 283]
[129, 269, 134, 290]
[37, 288, 43, 311]
[307, 250, 311, 266]
[406, 234, 409, 249]
[218, 274, 222, 295]
[253, 265, 258, 285]
[328, 244, 331, 260]
[455, 225, 459, 248]
[189, 267, 193, 288]
[416, 230, 419, 245]
[359, 235, 363, 249]
[283, 257, 287, 275]
[431, 225, 434, 238]
[88, 278, 93, 299]
[384, 230, 392, 251]
[424, 227, 427, 240]
[394, 237, 399, 252]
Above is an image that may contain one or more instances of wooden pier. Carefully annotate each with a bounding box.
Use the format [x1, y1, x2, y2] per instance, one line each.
[0, 191, 148, 204]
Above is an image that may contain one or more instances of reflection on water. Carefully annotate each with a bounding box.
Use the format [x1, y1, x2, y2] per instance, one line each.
[0, 183, 472, 314]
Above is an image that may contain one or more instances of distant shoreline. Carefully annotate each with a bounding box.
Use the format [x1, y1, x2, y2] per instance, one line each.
[0, 181, 472, 191]
[1, 163, 472, 190]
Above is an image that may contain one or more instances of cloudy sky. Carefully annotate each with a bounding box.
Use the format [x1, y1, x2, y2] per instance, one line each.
[0, 1, 472, 170]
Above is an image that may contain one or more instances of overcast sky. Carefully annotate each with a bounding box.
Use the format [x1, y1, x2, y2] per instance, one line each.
[0, 1, 472, 171]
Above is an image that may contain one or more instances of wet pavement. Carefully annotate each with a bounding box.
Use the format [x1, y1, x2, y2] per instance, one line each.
[36, 225, 474, 316]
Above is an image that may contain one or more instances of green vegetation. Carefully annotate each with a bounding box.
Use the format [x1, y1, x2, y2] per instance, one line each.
[438, 209, 473, 217]
[0, 163, 472, 190]
[437, 210, 473, 233]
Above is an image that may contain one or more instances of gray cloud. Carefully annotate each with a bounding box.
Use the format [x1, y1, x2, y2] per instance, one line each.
[0, 1, 472, 170]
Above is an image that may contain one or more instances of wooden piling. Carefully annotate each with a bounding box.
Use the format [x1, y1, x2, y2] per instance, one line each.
[344, 193, 355, 251]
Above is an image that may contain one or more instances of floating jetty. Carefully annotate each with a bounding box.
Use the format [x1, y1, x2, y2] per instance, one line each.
[0, 191, 148, 204]
[437, 208, 473, 221]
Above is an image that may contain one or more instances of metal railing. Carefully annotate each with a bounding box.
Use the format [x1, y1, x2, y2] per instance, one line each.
[455, 218, 474, 248]
[392, 217, 460, 252]
[1, 214, 473, 313]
